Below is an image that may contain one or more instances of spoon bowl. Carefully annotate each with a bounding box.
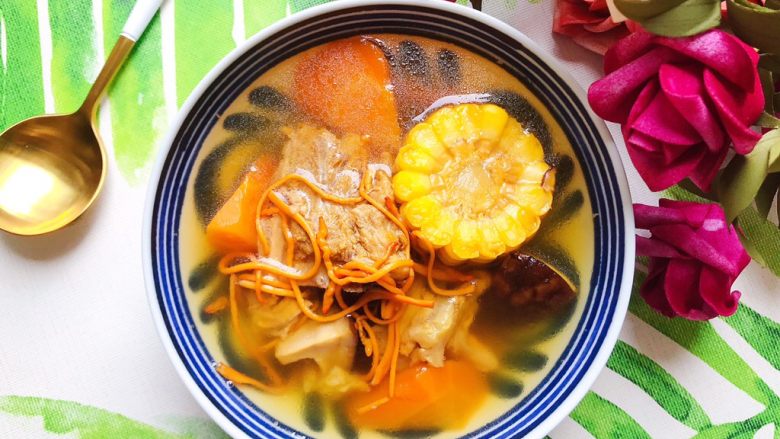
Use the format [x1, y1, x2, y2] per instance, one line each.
[0, 113, 105, 235]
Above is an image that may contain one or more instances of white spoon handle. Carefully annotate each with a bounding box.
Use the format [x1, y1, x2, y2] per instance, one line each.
[122, 0, 164, 41]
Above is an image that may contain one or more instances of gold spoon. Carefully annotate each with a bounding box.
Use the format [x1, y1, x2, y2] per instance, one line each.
[0, 0, 163, 236]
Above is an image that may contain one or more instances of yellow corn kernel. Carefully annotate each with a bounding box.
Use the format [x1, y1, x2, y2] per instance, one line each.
[516, 132, 546, 162]
[499, 119, 545, 162]
[405, 122, 447, 159]
[428, 107, 469, 149]
[493, 212, 525, 248]
[393, 170, 432, 202]
[453, 104, 482, 144]
[421, 208, 456, 247]
[519, 160, 550, 185]
[517, 206, 541, 236]
[395, 145, 440, 173]
[450, 219, 480, 259]
[477, 219, 505, 260]
[477, 104, 509, 142]
[400, 195, 440, 228]
[516, 184, 554, 215]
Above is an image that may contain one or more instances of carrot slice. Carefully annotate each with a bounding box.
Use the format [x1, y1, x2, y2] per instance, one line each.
[294, 37, 401, 151]
[206, 157, 277, 253]
[345, 360, 488, 431]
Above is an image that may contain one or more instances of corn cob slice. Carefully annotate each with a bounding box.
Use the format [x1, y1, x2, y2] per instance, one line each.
[393, 103, 554, 264]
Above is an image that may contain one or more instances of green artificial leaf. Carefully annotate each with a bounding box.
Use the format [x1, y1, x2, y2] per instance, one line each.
[640, 0, 722, 37]
[676, 179, 717, 202]
[615, 0, 721, 36]
[614, 0, 686, 20]
[755, 174, 780, 218]
[736, 207, 780, 276]
[737, 228, 767, 266]
[716, 129, 780, 222]
[758, 112, 780, 129]
[727, 0, 780, 55]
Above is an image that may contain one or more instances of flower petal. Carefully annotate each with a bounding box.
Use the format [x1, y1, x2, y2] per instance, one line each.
[628, 130, 663, 152]
[583, 18, 623, 33]
[690, 204, 752, 273]
[589, 46, 680, 123]
[656, 30, 758, 89]
[588, 0, 609, 11]
[555, 0, 606, 32]
[657, 199, 712, 225]
[626, 80, 657, 127]
[631, 88, 701, 146]
[664, 258, 711, 319]
[687, 144, 727, 191]
[603, 31, 656, 73]
[636, 235, 685, 258]
[651, 223, 744, 277]
[699, 266, 741, 317]
[625, 136, 703, 191]
[658, 64, 726, 153]
[703, 69, 763, 154]
[640, 258, 676, 317]
[635, 203, 689, 228]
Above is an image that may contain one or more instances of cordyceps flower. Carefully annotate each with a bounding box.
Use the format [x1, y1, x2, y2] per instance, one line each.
[634, 200, 750, 320]
[553, 0, 638, 55]
[589, 29, 764, 191]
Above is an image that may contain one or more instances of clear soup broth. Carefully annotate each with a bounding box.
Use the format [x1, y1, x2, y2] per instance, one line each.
[180, 35, 593, 438]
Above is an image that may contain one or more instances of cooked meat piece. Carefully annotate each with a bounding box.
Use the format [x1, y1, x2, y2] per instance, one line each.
[402, 292, 465, 367]
[399, 277, 497, 371]
[275, 318, 356, 370]
[246, 296, 302, 338]
[258, 125, 409, 288]
[492, 252, 575, 308]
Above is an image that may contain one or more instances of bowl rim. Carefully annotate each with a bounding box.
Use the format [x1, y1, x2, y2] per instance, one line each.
[143, 1, 636, 438]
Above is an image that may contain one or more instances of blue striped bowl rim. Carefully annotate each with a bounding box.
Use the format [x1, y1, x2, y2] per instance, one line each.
[143, 1, 635, 438]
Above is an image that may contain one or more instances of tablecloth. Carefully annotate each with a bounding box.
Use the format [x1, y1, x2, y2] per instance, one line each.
[1, 0, 779, 437]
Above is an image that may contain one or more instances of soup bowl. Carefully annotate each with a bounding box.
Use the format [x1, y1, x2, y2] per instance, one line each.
[143, 1, 635, 437]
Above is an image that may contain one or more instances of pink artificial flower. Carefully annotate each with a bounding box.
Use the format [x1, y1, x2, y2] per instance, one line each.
[589, 30, 764, 191]
[634, 200, 750, 320]
[553, 0, 638, 55]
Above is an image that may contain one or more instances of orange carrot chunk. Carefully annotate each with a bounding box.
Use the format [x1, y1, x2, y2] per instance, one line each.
[294, 37, 401, 151]
[206, 158, 277, 253]
[346, 360, 488, 431]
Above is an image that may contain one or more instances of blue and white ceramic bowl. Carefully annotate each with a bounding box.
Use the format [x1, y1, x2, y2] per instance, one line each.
[143, 1, 635, 437]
